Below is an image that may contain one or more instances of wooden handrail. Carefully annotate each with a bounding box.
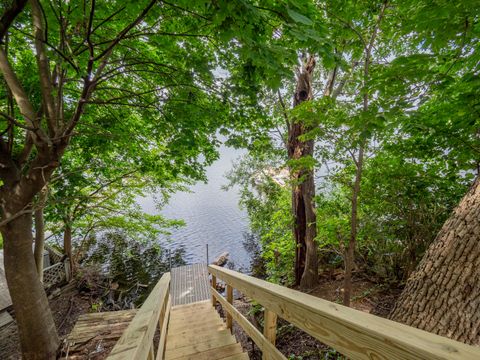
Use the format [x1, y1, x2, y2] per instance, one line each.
[208, 265, 480, 360]
[108, 272, 171, 360]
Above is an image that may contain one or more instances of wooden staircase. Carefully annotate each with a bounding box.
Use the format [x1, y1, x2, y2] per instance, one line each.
[106, 264, 480, 360]
[165, 300, 247, 360]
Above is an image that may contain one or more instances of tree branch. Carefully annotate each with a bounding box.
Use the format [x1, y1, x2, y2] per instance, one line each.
[0, 207, 33, 227]
[0, 0, 28, 43]
[277, 90, 290, 131]
[93, 0, 157, 62]
[0, 46, 49, 145]
[31, 0, 57, 136]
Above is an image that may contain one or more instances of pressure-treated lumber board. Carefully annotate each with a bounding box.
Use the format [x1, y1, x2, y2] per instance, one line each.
[226, 284, 233, 331]
[170, 343, 244, 360]
[211, 287, 286, 360]
[209, 265, 480, 360]
[168, 311, 219, 322]
[263, 309, 278, 360]
[108, 272, 171, 359]
[167, 312, 222, 324]
[221, 353, 249, 360]
[167, 329, 234, 348]
[171, 299, 211, 312]
[168, 320, 225, 333]
[156, 296, 171, 360]
[212, 274, 217, 306]
[165, 300, 248, 360]
[164, 334, 237, 359]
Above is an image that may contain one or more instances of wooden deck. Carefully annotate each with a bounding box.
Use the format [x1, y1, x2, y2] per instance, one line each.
[62, 310, 136, 359]
[165, 300, 248, 360]
[171, 264, 210, 306]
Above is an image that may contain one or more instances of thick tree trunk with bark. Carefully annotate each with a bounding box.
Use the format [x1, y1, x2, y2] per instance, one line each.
[390, 178, 480, 345]
[287, 56, 318, 289]
[0, 153, 60, 358]
[0, 1, 160, 357]
[1, 213, 59, 359]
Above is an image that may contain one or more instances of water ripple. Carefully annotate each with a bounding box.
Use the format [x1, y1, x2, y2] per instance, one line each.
[139, 145, 250, 270]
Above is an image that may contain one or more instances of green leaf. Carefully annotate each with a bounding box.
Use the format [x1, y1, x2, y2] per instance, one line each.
[286, 8, 313, 26]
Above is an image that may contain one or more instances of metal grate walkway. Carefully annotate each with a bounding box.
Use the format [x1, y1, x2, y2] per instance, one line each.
[170, 263, 210, 306]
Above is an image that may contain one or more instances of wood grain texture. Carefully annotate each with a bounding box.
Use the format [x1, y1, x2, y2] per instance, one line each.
[156, 296, 171, 360]
[165, 301, 247, 360]
[263, 309, 278, 360]
[211, 287, 286, 360]
[226, 284, 233, 332]
[209, 265, 480, 360]
[63, 309, 136, 358]
[108, 272, 171, 360]
[212, 274, 217, 306]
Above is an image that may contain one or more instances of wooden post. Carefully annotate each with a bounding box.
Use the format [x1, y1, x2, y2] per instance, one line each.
[226, 284, 233, 332]
[157, 296, 171, 360]
[211, 274, 217, 306]
[64, 260, 71, 282]
[262, 309, 277, 360]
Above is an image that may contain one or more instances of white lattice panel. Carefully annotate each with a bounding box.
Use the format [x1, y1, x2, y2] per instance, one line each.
[45, 244, 63, 264]
[43, 262, 66, 288]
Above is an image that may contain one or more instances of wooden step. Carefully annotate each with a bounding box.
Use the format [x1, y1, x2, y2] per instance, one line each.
[167, 328, 234, 348]
[169, 343, 245, 360]
[165, 300, 248, 360]
[171, 300, 211, 312]
[168, 309, 219, 324]
[165, 333, 237, 359]
[221, 354, 249, 360]
[168, 320, 226, 333]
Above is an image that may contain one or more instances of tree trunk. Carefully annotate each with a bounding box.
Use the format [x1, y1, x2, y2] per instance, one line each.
[34, 207, 45, 281]
[389, 177, 480, 345]
[34, 188, 47, 281]
[287, 56, 318, 288]
[1, 213, 59, 359]
[343, 144, 365, 306]
[63, 221, 74, 273]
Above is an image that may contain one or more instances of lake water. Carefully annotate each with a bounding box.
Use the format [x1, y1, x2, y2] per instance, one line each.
[139, 145, 251, 270]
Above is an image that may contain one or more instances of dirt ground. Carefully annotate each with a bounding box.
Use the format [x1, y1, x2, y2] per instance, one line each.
[0, 282, 101, 360]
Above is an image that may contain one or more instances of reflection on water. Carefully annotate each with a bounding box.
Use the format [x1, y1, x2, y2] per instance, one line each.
[139, 145, 251, 271]
[84, 231, 185, 306]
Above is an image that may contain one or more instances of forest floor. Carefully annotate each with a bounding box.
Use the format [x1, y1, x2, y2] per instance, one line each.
[0, 281, 108, 360]
[228, 270, 403, 360]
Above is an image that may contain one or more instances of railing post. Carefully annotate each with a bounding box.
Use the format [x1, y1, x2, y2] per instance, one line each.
[211, 274, 217, 306]
[226, 284, 233, 332]
[64, 260, 71, 282]
[157, 290, 170, 359]
[262, 309, 278, 360]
